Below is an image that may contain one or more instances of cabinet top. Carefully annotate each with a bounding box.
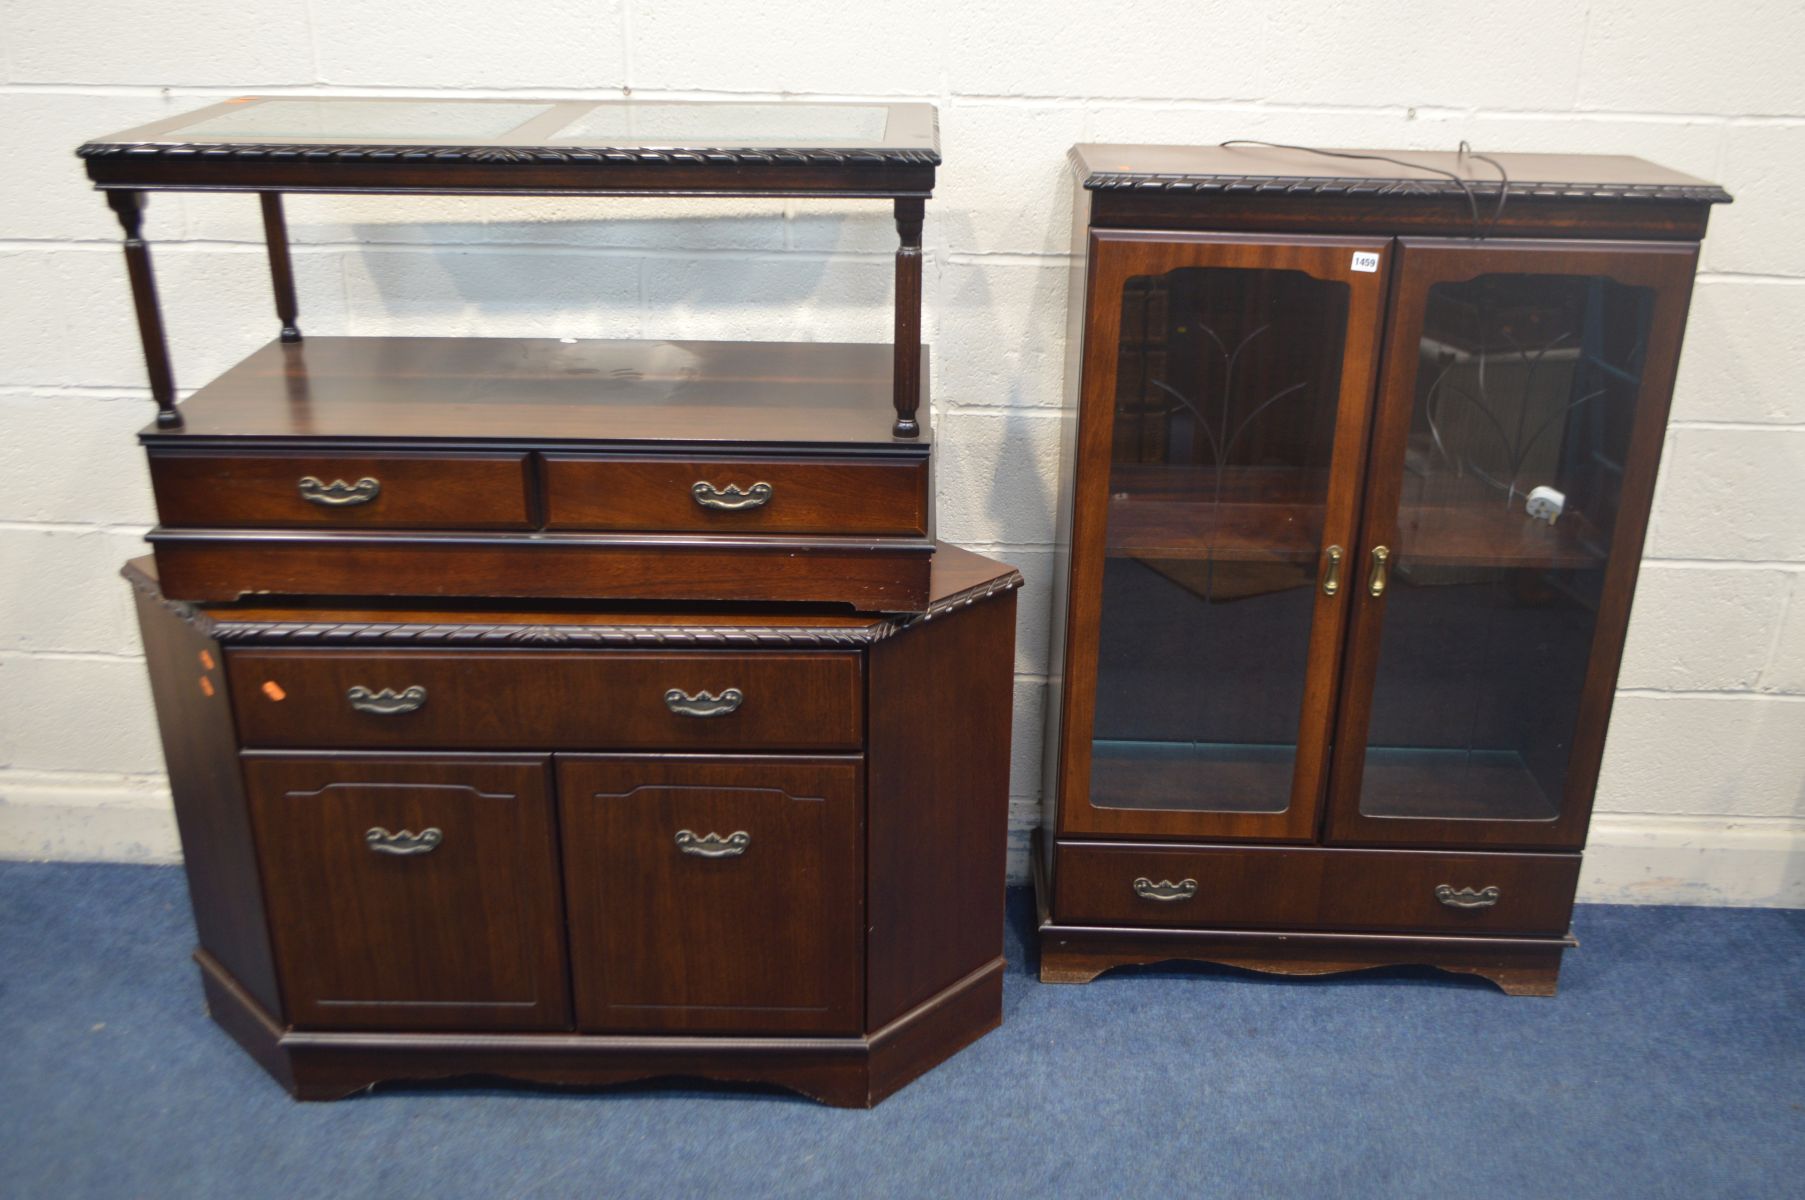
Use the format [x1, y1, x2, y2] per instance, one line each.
[78, 96, 939, 197]
[1071, 144, 1730, 205]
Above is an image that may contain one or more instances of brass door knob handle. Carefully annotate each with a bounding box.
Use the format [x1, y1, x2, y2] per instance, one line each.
[347, 685, 427, 715]
[691, 481, 773, 511]
[1435, 884, 1500, 909]
[1322, 545, 1344, 596]
[365, 827, 442, 856]
[675, 830, 750, 858]
[1132, 877, 1198, 902]
[664, 688, 744, 717]
[1368, 545, 1391, 598]
[299, 476, 380, 506]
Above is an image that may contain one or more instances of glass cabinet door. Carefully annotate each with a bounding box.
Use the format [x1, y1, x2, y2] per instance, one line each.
[1327, 238, 1699, 849]
[1056, 233, 1389, 840]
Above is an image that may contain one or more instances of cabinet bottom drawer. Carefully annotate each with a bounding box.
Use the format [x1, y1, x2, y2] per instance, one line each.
[1053, 841, 1580, 936]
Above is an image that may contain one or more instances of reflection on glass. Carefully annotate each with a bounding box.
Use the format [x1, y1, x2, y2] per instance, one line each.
[1091, 267, 1349, 814]
[549, 103, 889, 145]
[177, 101, 553, 142]
[1360, 273, 1653, 822]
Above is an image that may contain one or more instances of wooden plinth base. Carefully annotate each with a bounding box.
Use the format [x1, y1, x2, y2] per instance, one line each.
[1031, 847, 1571, 997]
[198, 951, 1003, 1108]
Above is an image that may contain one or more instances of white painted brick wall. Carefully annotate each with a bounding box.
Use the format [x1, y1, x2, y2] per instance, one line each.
[2, 0, 1801, 904]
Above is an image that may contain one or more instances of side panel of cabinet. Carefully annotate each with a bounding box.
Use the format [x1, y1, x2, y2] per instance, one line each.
[558, 755, 864, 1035]
[244, 754, 571, 1031]
[1328, 238, 1701, 849]
[1054, 230, 1392, 842]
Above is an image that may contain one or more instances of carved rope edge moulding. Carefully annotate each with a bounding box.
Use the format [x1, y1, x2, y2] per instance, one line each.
[1080, 172, 1733, 204]
[120, 561, 1023, 648]
[78, 143, 942, 167]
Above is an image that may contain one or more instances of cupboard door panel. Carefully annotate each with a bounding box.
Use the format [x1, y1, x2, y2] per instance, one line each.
[559, 755, 863, 1035]
[1330, 239, 1700, 849]
[244, 754, 570, 1031]
[1057, 232, 1391, 841]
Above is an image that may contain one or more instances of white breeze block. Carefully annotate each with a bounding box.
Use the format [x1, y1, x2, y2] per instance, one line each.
[0, 393, 157, 526]
[1709, 123, 1805, 277]
[1009, 676, 1047, 804]
[3, 0, 311, 85]
[1758, 575, 1805, 695]
[999, 547, 1057, 679]
[1649, 428, 1805, 562]
[1673, 280, 1805, 425]
[633, 0, 941, 95]
[0, 92, 179, 242]
[0, 655, 164, 775]
[640, 252, 893, 344]
[343, 246, 642, 340]
[0, 528, 148, 657]
[1596, 694, 1805, 819]
[933, 410, 1063, 546]
[937, 103, 1086, 258]
[935, 258, 1069, 411]
[1616, 565, 1793, 691]
[308, 0, 626, 89]
[1578, 0, 1805, 115]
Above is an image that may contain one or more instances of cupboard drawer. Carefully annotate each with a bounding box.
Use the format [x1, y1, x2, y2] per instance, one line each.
[1053, 841, 1580, 936]
[542, 454, 929, 536]
[558, 755, 864, 1034]
[227, 649, 864, 751]
[244, 755, 570, 1031]
[149, 451, 533, 529]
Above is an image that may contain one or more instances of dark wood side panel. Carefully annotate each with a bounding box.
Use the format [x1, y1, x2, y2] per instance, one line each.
[865, 586, 1018, 1028]
[1053, 840, 1581, 936]
[244, 754, 570, 1032]
[149, 451, 534, 530]
[558, 755, 864, 1035]
[130, 577, 284, 1017]
[149, 536, 932, 611]
[542, 454, 929, 536]
[226, 649, 863, 752]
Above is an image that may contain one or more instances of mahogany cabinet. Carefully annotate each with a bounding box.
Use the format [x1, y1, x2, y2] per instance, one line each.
[1038, 145, 1731, 994]
[129, 545, 1018, 1106]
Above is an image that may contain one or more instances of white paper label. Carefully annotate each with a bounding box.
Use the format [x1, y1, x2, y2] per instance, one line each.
[1351, 251, 1381, 273]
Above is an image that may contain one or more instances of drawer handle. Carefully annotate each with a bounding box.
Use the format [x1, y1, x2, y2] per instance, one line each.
[675, 830, 750, 859]
[365, 826, 442, 856]
[298, 476, 381, 507]
[664, 687, 743, 718]
[1436, 884, 1501, 909]
[1133, 877, 1198, 903]
[347, 685, 427, 715]
[691, 481, 773, 511]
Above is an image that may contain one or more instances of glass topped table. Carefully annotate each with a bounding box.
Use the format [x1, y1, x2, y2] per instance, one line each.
[78, 96, 937, 437]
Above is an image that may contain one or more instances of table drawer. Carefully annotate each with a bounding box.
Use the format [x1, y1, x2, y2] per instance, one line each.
[1053, 841, 1580, 936]
[149, 451, 534, 530]
[227, 649, 864, 751]
[542, 454, 929, 536]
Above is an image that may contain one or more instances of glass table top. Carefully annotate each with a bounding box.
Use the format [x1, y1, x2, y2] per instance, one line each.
[86, 96, 930, 151]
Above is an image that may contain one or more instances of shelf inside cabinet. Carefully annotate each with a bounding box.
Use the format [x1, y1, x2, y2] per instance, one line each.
[140, 336, 932, 451]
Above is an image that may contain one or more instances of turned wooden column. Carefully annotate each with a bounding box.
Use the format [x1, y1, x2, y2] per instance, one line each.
[891, 196, 925, 439]
[259, 193, 302, 343]
[106, 189, 180, 428]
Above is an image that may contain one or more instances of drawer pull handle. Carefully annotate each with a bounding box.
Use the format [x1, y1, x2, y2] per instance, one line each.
[691, 481, 773, 511]
[1368, 544, 1391, 598]
[1322, 544, 1344, 596]
[365, 826, 442, 856]
[664, 687, 743, 717]
[1436, 884, 1501, 909]
[347, 685, 427, 715]
[675, 830, 750, 859]
[298, 476, 381, 506]
[1133, 877, 1198, 902]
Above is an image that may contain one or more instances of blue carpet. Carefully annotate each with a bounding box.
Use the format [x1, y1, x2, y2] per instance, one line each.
[1, 862, 1801, 1199]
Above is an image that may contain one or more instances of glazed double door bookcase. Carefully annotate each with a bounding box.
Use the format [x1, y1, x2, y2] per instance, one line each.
[1057, 230, 1696, 858]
